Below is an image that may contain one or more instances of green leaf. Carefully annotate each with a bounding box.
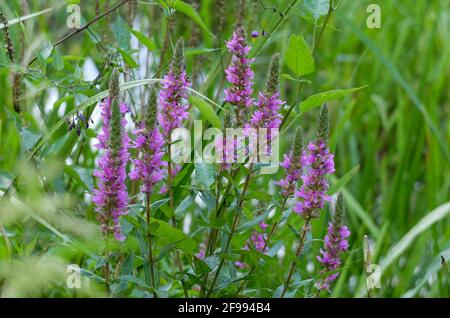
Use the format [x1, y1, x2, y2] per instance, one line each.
[189, 96, 222, 129]
[284, 34, 315, 78]
[64, 165, 94, 191]
[244, 191, 272, 202]
[117, 48, 138, 68]
[380, 201, 450, 276]
[281, 73, 312, 84]
[52, 49, 64, 71]
[38, 42, 53, 63]
[329, 165, 360, 195]
[115, 253, 134, 295]
[194, 163, 216, 188]
[172, 0, 213, 37]
[237, 209, 271, 232]
[129, 28, 156, 51]
[20, 128, 41, 153]
[304, 0, 330, 20]
[299, 86, 367, 112]
[112, 15, 131, 49]
[175, 193, 195, 218]
[151, 218, 197, 253]
[185, 48, 221, 56]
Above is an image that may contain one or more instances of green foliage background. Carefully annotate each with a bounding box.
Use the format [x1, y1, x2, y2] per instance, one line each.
[0, 0, 449, 298]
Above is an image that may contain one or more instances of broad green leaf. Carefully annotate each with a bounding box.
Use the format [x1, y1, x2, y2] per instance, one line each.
[172, 0, 213, 37]
[299, 86, 367, 112]
[237, 209, 271, 232]
[151, 218, 197, 253]
[20, 128, 41, 153]
[284, 34, 315, 78]
[304, 0, 330, 20]
[190, 96, 222, 129]
[129, 28, 156, 51]
[38, 43, 53, 63]
[194, 163, 216, 188]
[175, 193, 195, 218]
[51, 49, 64, 71]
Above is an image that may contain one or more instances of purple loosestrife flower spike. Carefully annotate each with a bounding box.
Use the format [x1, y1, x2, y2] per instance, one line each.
[130, 88, 164, 194]
[93, 69, 130, 241]
[294, 104, 335, 219]
[158, 38, 191, 140]
[224, 26, 255, 124]
[317, 193, 351, 291]
[276, 127, 304, 197]
[248, 54, 284, 131]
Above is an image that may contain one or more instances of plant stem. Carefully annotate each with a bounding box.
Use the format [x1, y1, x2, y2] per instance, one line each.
[251, 0, 300, 58]
[206, 164, 254, 297]
[236, 195, 289, 295]
[280, 218, 312, 298]
[145, 194, 158, 298]
[313, 0, 334, 52]
[104, 232, 110, 297]
[167, 143, 189, 298]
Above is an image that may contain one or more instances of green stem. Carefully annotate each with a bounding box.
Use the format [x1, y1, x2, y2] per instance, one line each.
[251, 0, 300, 59]
[104, 232, 110, 297]
[236, 195, 289, 295]
[206, 164, 254, 297]
[146, 194, 158, 298]
[167, 143, 189, 298]
[280, 218, 312, 298]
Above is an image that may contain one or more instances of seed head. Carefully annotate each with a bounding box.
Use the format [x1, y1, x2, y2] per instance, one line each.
[317, 103, 329, 143]
[265, 54, 280, 94]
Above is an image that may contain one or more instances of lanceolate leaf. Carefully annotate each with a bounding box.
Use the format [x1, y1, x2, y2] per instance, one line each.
[190, 96, 222, 129]
[171, 0, 213, 37]
[299, 86, 368, 112]
[284, 34, 315, 78]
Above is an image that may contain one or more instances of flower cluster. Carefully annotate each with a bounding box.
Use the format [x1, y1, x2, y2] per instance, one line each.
[294, 105, 335, 219]
[224, 26, 254, 122]
[276, 128, 304, 197]
[92, 71, 130, 241]
[235, 221, 268, 269]
[248, 54, 283, 131]
[316, 193, 351, 291]
[158, 38, 191, 139]
[130, 89, 164, 195]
